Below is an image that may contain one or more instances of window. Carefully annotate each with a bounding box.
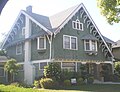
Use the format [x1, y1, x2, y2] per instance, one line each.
[62, 62, 75, 72]
[22, 27, 25, 35]
[37, 36, 46, 50]
[72, 19, 83, 31]
[39, 62, 47, 70]
[0, 66, 5, 77]
[84, 40, 97, 51]
[63, 35, 77, 50]
[16, 44, 22, 55]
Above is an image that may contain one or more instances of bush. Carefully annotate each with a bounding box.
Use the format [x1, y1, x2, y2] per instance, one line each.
[87, 77, 94, 84]
[44, 62, 61, 81]
[63, 79, 71, 86]
[33, 80, 41, 88]
[10, 82, 21, 87]
[40, 78, 54, 89]
[77, 78, 84, 85]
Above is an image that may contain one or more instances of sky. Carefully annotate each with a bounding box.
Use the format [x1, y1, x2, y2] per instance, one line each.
[0, 0, 120, 42]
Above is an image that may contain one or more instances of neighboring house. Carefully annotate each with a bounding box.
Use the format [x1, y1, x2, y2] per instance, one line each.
[112, 40, 120, 61]
[0, 56, 7, 84]
[1, 3, 115, 84]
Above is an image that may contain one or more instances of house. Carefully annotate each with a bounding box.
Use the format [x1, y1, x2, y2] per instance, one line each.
[0, 56, 8, 84]
[112, 40, 120, 61]
[1, 3, 115, 84]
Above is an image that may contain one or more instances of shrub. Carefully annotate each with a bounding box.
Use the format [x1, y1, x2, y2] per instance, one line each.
[10, 82, 21, 87]
[40, 78, 54, 89]
[63, 79, 71, 86]
[44, 62, 61, 81]
[77, 77, 84, 85]
[87, 77, 94, 84]
[33, 80, 41, 88]
[60, 70, 75, 81]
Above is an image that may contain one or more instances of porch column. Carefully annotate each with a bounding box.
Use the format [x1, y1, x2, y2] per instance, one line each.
[24, 15, 35, 85]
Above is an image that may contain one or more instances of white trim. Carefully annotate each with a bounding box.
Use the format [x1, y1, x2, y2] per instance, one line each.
[0, 67, 5, 77]
[54, 3, 113, 58]
[1, 10, 52, 49]
[16, 44, 22, 55]
[72, 19, 83, 31]
[37, 36, 46, 50]
[84, 40, 97, 52]
[21, 11, 52, 35]
[32, 59, 51, 64]
[63, 35, 78, 50]
[22, 27, 25, 36]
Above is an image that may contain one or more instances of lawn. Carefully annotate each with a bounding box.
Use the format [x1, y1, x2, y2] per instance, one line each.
[0, 84, 120, 92]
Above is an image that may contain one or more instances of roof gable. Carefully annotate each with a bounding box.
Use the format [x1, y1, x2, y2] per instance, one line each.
[50, 3, 113, 58]
[49, 4, 79, 29]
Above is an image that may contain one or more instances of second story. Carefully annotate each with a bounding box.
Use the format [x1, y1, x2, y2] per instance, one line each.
[1, 3, 114, 62]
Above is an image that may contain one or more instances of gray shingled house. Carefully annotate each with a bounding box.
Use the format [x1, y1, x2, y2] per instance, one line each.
[1, 3, 114, 84]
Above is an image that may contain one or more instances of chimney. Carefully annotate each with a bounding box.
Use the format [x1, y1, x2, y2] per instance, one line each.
[26, 5, 32, 13]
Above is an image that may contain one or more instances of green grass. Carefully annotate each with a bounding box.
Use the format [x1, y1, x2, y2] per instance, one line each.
[0, 84, 120, 92]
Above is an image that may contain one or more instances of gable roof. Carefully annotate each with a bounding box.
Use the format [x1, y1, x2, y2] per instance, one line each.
[24, 10, 52, 30]
[49, 4, 79, 29]
[112, 40, 120, 48]
[1, 3, 114, 58]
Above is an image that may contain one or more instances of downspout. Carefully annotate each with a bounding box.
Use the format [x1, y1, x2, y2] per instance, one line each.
[47, 33, 53, 60]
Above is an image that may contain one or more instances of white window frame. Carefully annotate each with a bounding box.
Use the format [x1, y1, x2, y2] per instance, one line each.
[22, 27, 25, 36]
[0, 67, 5, 77]
[72, 19, 83, 31]
[37, 36, 46, 50]
[16, 44, 22, 55]
[84, 40, 97, 52]
[63, 35, 78, 50]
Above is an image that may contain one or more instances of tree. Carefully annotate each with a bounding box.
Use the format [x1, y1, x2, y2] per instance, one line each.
[97, 0, 120, 24]
[115, 62, 120, 75]
[4, 59, 20, 82]
[0, 50, 6, 56]
[44, 62, 61, 81]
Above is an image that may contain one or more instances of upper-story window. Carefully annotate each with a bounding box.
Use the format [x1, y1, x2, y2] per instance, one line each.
[37, 36, 46, 50]
[16, 44, 22, 55]
[63, 35, 77, 50]
[84, 40, 97, 52]
[72, 19, 83, 31]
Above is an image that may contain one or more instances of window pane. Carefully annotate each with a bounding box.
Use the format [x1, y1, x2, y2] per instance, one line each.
[40, 62, 47, 69]
[77, 23, 80, 29]
[0, 68, 4, 76]
[64, 36, 70, 49]
[72, 22, 76, 29]
[85, 40, 90, 50]
[71, 37, 77, 49]
[16, 44, 22, 54]
[80, 23, 83, 30]
[39, 38, 44, 49]
[92, 41, 96, 51]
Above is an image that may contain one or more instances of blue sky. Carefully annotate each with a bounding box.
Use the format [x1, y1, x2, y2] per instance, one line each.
[0, 0, 120, 42]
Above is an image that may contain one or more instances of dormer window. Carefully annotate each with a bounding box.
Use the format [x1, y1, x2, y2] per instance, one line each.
[84, 40, 97, 52]
[72, 19, 83, 31]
